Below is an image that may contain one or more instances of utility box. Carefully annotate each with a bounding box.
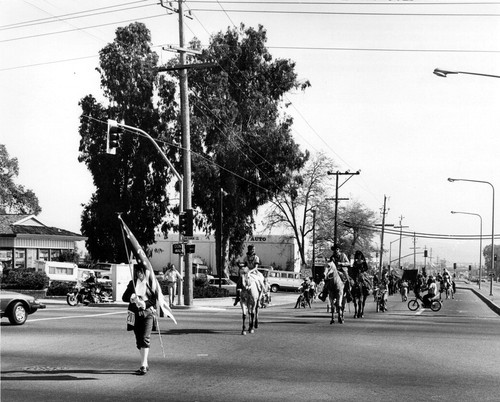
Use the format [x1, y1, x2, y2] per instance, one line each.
[110, 263, 132, 302]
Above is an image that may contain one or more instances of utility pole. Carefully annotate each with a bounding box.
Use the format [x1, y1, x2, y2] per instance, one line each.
[312, 209, 316, 278]
[378, 195, 389, 279]
[396, 215, 409, 270]
[158, 0, 199, 306]
[326, 170, 360, 245]
[409, 232, 421, 274]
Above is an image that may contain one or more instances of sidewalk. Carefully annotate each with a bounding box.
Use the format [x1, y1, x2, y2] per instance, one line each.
[39, 292, 299, 310]
[456, 280, 500, 316]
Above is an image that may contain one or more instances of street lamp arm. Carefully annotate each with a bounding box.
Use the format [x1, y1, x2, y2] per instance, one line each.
[434, 68, 500, 79]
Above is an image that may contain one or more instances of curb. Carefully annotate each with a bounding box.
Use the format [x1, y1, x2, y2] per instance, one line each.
[457, 286, 500, 316]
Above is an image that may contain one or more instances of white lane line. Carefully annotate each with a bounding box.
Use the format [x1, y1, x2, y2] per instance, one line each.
[29, 311, 124, 322]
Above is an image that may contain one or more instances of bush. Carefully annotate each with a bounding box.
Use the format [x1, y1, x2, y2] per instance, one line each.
[194, 284, 228, 298]
[1, 269, 49, 290]
[158, 277, 228, 298]
[47, 281, 76, 296]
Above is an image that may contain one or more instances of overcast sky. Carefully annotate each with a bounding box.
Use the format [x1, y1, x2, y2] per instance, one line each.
[2, 0, 500, 266]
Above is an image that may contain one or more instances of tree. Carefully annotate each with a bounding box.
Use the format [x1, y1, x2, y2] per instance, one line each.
[262, 152, 333, 267]
[78, 23, 178, 262]
[0, 144, 41, 215]
[319, 201, 378, 260]
[181, 24, 309, 275]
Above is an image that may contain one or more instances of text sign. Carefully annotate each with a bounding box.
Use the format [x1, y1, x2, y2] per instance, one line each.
[185, 244, 196, 254]
[172, 243, 184, 254]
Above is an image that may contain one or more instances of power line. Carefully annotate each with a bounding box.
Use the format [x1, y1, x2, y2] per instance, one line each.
[0, 1, 154, 30]
[188, 8, 500, 17]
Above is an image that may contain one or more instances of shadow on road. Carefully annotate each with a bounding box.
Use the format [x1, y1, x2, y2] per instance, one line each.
[1, 368, 133, 381]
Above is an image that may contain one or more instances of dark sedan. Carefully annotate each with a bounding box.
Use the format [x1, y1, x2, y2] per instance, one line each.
[0, 291, 46, 325]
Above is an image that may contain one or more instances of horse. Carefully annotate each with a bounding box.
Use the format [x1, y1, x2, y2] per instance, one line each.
[324, 262, 346, 324]
[239, 268, 264, 335]
[440, 280, 454, 300]
[351, 272, 372, 318]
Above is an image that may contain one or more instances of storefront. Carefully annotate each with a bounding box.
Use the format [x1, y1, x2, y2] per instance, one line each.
[0, 214, 85, 271]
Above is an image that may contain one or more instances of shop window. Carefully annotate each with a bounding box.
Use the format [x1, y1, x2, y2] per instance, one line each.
[0, 249, 13, 270]
[15, 249, 26, 269]
[50, 249, 61, 261]
[39, 249, 49, 261]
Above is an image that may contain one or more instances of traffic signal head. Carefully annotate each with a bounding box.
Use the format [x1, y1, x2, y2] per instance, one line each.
[106, 120, 122, 155]
[424, 250, 428, 258]
[179, 209, 194, 237]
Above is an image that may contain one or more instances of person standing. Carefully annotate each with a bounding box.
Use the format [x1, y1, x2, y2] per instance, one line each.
[234, 245, 261, 306]
[122, 264, 158, 375]
[164, 264, 182, 307]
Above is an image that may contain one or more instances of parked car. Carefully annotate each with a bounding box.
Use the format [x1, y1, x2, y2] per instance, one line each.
[208, 278, 237, 296]
[0, 291, 46, 325]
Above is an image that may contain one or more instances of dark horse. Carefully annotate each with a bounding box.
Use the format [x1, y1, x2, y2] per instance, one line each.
[351, 272, 372, 318]
[350, 250, 372, 318]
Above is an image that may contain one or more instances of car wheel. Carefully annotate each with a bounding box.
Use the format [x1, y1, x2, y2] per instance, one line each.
[9, 302, 27, 325]
[270, 285, 279, 293]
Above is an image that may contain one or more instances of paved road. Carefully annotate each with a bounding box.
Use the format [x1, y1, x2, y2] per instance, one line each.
[2, 289, 499, 402]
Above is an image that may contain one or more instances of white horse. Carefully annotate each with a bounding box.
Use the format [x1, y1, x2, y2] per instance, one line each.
[239, 268, 264, 335]
[324, 262, 346, 324]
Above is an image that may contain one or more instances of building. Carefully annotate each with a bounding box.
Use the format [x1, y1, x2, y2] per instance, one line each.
[0, 214, 86, 271]
[150, 234, 301, 274]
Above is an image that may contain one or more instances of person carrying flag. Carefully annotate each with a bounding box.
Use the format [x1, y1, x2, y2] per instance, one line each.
[118, 215, 177, 375]
[122, 264, 157, 375]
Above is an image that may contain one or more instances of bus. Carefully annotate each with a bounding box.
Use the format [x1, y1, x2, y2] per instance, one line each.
[258, 268, 303, 292]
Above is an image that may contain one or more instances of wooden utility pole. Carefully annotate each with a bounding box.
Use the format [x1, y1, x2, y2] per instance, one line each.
[326, 170, 360, 246]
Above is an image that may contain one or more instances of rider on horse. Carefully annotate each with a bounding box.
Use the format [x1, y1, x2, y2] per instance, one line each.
[234, 245, 263, 306]
[319, 246, 352, 302]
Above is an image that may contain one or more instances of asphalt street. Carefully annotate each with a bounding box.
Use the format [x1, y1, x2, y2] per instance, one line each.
[2, 285, 499, 402]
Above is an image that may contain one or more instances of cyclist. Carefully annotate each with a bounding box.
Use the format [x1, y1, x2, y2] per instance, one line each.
[422, 275, 438, 307]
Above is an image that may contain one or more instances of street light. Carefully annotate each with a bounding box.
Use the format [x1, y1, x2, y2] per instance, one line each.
[451, 211, 483, 289]
[448, 178, 494, 296]
[434, 68, 500, 79]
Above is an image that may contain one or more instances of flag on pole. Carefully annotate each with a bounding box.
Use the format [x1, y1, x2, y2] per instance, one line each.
[118, 215, 177, 324]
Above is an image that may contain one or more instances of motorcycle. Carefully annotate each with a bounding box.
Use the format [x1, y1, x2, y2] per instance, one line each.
[67, 283, 112, 306]
[407, 296, 442, 312]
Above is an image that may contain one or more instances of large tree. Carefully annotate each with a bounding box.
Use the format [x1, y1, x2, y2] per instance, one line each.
[0, 144, 41, 215]
[183, 24, 309, 275]
[78, 23, 178, 262]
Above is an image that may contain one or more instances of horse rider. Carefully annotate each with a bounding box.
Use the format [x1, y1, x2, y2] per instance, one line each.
[318, 258, 342, 302]
[234, 244, 262, 306]
[332, 245, 353, 302]
[442, 268, 452, 288]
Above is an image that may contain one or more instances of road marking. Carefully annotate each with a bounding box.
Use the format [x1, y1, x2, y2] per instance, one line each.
[29, 311, 124, 322]
[415, 309, 424, 315]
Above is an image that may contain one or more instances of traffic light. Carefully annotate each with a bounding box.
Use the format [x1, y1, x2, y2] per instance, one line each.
[106, 120, 122, 155]
[469, 265, 472, 271]
[453, 263, 457, 270]
[424, 250, 428, 258]
[179, 209, 194, 237]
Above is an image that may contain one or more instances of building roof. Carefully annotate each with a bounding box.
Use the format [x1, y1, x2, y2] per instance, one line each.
[0, 214, 85, 240]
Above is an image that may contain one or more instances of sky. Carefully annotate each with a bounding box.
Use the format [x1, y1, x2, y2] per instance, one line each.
[2, 0, 500, 268]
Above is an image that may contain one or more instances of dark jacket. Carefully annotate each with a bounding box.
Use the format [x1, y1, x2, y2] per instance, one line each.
[122, 280, 158, 331]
